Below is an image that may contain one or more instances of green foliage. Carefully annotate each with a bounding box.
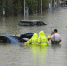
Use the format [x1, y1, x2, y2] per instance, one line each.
[0, 0, 49, 16]
[0, 0, 4, 15]
[42, 0, 49, 10]
[13, 1, 22, 11]
[4, 0, 22, 16]
[26, 0, 38, 13]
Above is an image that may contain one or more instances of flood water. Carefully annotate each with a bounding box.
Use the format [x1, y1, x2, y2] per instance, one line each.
[0, 7, 67, 66]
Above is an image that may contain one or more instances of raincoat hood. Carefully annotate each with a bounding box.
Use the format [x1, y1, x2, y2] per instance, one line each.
[39, 31, 45, 37]
[32, 33, 38, 38]
[38, 31, 48, 46]
[25, 33, 38, 45]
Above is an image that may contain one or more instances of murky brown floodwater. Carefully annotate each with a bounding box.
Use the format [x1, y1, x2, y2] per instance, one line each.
[0, 7, 67, 66]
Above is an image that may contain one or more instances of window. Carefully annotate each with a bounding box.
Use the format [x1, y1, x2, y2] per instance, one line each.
[0, 36, 11, 43]
[37, 22, 41, 26]
[40, 22, 45, 25]
[11, 36, 27, 42]
[19, 21, 33, 26]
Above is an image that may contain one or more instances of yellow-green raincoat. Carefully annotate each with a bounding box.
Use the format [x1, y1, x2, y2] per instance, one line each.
[25, 33, 38, 45]
[38, 31, 48, 46]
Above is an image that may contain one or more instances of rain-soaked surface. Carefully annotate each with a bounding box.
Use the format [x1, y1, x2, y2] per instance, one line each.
[0, 7, 67, 66]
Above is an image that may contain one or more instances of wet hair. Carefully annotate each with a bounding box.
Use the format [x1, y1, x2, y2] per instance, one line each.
[54, 29, 58, 32]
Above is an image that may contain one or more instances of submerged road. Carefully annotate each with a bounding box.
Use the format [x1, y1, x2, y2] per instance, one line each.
[0, 7, 67, 66]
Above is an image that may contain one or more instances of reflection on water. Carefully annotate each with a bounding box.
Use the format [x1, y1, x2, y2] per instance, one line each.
[25, 44, 47, 66]
[51, 44, 61, 51]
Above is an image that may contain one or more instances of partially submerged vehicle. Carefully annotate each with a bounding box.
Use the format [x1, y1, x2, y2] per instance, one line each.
[18, 20, 47, 26]
[0, 32, 48, 46]
[25, 31, 48, 46]
[0, 33, 33, 44]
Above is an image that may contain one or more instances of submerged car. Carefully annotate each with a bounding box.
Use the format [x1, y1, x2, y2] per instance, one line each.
[18, 20, 47, 26]
[0, 33, 33, 44]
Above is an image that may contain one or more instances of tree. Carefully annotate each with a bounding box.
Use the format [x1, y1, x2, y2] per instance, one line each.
[20, 0, 24, 15]
[37, 0, 41, 13]
[26, 0, 38, 14]
[0, 0, 49, 16]
[3, 0, 22, 16]
[42, 0, 49, 10]
[0, 0, 5, 16]
[13, 0, 22, 16]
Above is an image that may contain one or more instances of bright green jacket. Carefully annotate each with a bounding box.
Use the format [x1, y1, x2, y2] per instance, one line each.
[38, 31, 48, 46]
[25, 33, 38, 45]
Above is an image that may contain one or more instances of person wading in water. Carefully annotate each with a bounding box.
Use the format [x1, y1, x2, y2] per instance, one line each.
[48, 29, 61, 44]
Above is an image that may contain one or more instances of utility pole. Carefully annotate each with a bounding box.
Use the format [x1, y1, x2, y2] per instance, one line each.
[54, 0, 55, 8]
[41, 0, 42, 15]
[24, 0, 25, 20]
[51, 0, 52, 12]
[41, 0, 42, 20]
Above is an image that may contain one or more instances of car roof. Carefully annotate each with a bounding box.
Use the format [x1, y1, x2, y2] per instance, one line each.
[20, 20, 42, 22]
[0, 34, 16, 36]
[0, 34, 24, 44]
[0, 34, 20, 38]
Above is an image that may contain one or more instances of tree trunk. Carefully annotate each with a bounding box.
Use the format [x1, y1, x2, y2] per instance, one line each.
[5, 0, 8, 17]
[14, 0, 17, 16]
[29, 8, 33, 14]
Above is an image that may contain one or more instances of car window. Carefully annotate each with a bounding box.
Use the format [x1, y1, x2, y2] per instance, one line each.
[19, 21, 33, 26]
[11, 36, 27, 42]
[11, 36, 19, 40]
[33, 22, 37, 25]
[0, 36, 11, 43]
[40, 21, 45, 25]
[20, 21, 30, 26]
[37, 22, 41, 26]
